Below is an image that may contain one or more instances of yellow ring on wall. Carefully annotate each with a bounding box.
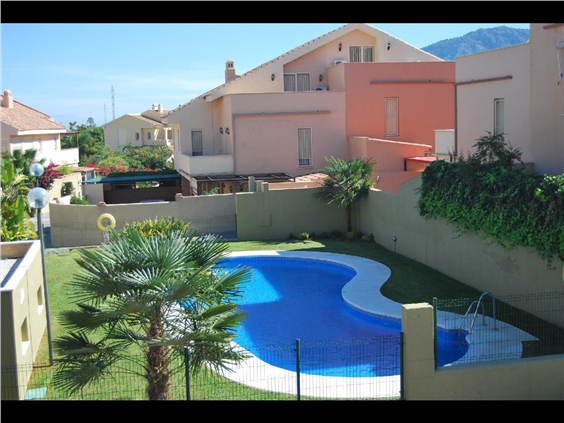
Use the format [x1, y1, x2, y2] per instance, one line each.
[97, 213, 116, 232]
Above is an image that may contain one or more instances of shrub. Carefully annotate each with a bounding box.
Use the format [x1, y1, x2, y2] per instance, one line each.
[319, 231, 331, 239]
[361, 233, 375, 242]
[345, 231, 357, 240]
[417, 132, 564, 267]
[331, 230, 343, 238]
[295, 232, 310, 240]
[61, 182, 74, 197]
[122, 217, 191, 237]
[70, 195, 89, 205]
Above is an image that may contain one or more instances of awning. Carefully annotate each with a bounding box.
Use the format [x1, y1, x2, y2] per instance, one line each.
[82, 173, 180, 184]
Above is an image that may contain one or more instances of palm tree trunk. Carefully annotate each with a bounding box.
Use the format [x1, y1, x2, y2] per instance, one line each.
[346, 204, 352, 233]
[146, 317, 171, 400]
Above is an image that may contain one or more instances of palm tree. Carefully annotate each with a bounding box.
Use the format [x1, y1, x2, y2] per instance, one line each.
[314, 156, 376, 233]
[53, 222, 251, 400]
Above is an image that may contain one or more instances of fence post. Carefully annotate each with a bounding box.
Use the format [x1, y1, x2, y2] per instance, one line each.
[295, 339, 301, 401]
[433, 297, 438, 369]
[399, 332, 404, 400]
[184, 347, 191, 401]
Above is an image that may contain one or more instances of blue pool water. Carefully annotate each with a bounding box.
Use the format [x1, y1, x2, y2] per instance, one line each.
[219, 256, 469, 376]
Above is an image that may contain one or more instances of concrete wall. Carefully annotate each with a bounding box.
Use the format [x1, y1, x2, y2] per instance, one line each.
[529, 24, 564, 175]
[236, 183, 348, 240]
[358, 176, 564, 299]
[402, 303, 564, 400]
[1, 241, 46, 400]
[50, 193, 237, 247]
[44, 172, 83, 213]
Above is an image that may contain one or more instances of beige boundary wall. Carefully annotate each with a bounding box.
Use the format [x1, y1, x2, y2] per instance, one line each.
[357, 176, 564, 300]
[402, 303, 564, 400]
[236, 183, 348, 240]
[50, 193, 237, 247]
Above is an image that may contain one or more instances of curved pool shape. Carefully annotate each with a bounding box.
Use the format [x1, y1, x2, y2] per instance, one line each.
[219, 251, 469, 378]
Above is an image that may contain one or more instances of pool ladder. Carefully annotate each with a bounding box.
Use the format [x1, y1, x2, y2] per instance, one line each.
[458, 292, 497, 334]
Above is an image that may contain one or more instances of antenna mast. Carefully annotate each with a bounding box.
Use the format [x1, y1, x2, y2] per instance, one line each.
[111, 85, 116, 120]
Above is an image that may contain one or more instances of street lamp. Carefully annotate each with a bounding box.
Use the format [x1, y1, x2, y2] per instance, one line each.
[27, 164, 55, 366]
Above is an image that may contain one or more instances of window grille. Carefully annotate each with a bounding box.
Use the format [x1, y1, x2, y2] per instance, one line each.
[385, 98, 399, 137]
[298, 128, 312, 167]
[191, 130, 203, 156]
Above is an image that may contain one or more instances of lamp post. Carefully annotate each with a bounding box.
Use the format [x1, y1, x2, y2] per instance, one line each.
[28, 163, 55, 366]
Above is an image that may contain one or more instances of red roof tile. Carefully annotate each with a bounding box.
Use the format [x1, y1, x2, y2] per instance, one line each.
[1, 95, 66, 132]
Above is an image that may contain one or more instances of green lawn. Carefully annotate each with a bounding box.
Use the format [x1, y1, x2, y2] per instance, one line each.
[30, 238, 483, 400]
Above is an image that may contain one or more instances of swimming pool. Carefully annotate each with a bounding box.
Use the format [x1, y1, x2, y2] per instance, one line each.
[219, 251, 469, 377]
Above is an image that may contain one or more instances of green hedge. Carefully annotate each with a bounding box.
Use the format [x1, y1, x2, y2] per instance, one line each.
[417, 140, 564, 268]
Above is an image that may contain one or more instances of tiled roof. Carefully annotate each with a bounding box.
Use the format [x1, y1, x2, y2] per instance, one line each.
[0, 95, 66, 131]
[128, 114, 164, 126]
[170, 24, 349, 114]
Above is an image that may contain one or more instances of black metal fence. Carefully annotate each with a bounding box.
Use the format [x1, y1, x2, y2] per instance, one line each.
[434, 291, 564, 367]
[1, 335, 402, 401]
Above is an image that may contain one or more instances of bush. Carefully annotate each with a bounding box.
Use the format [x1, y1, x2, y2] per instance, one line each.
[61, 182, 74, 197]
[417, 132, 564, 267]
[295, 232, 310, 240]
[345, 231, 357, 240]
[70, 195, 89, 205]
[318, 231, 332, 239]
[122, 217, 191, 237]
[361, 233, 375, 242]
[331, 230, 343, 238]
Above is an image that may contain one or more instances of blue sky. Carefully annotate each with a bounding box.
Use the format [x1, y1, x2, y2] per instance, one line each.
[1, 23, 529, 129]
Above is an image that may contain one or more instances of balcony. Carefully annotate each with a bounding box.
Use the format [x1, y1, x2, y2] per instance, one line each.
[37, 147, 80, 166]
[175, 152, 234, 176]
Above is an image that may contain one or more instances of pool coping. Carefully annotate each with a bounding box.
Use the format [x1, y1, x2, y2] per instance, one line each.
[219, 250, 537, 398]
[226, 250, 400, 320]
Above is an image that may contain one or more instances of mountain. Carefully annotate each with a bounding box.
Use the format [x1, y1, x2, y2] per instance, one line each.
[422, 26, 530, 61]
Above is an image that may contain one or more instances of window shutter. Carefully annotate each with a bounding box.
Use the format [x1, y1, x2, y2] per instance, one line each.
[350, 46, 362, 63]
[284, 74, 296, 92]
[297, 73, 310, 92]
[298, 128, 312, 167]
[385, 98, 399, 137]
[363, 46, 374, 63]
[191, 130, 203, 156]
[494, 100, 505, 136]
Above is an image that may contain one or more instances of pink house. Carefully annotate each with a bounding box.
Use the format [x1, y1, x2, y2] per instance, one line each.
[167, 24, 455, 195]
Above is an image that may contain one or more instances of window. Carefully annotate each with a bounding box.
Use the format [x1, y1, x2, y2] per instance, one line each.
[147, 132, 152, 141]
[37, 286, 44, 315]
[284, 73, 310, 92]
[297, 128, 312, 167]
[21, 318, 30, 356]
[385, 98, 399, 137]
[494, 99, 505, 142]
[350, 46, 376, 63]
[135, 132, 140, 141]
[191, 130, 203, 156]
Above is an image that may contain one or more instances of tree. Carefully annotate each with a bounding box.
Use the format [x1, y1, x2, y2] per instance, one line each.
[53, 219, 251, 400]
[314, 156, 376, 232]
[0, 159, 37, 241]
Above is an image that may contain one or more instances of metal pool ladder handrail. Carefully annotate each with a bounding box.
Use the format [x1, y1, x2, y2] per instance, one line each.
[458, 292, 497, 333]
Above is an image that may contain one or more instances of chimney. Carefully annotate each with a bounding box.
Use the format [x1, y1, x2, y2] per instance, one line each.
[158, 104, 163, 114]
[152, 103, 158, 111]
[225, 59, 237, 83]
[2, 90, 14, 109]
